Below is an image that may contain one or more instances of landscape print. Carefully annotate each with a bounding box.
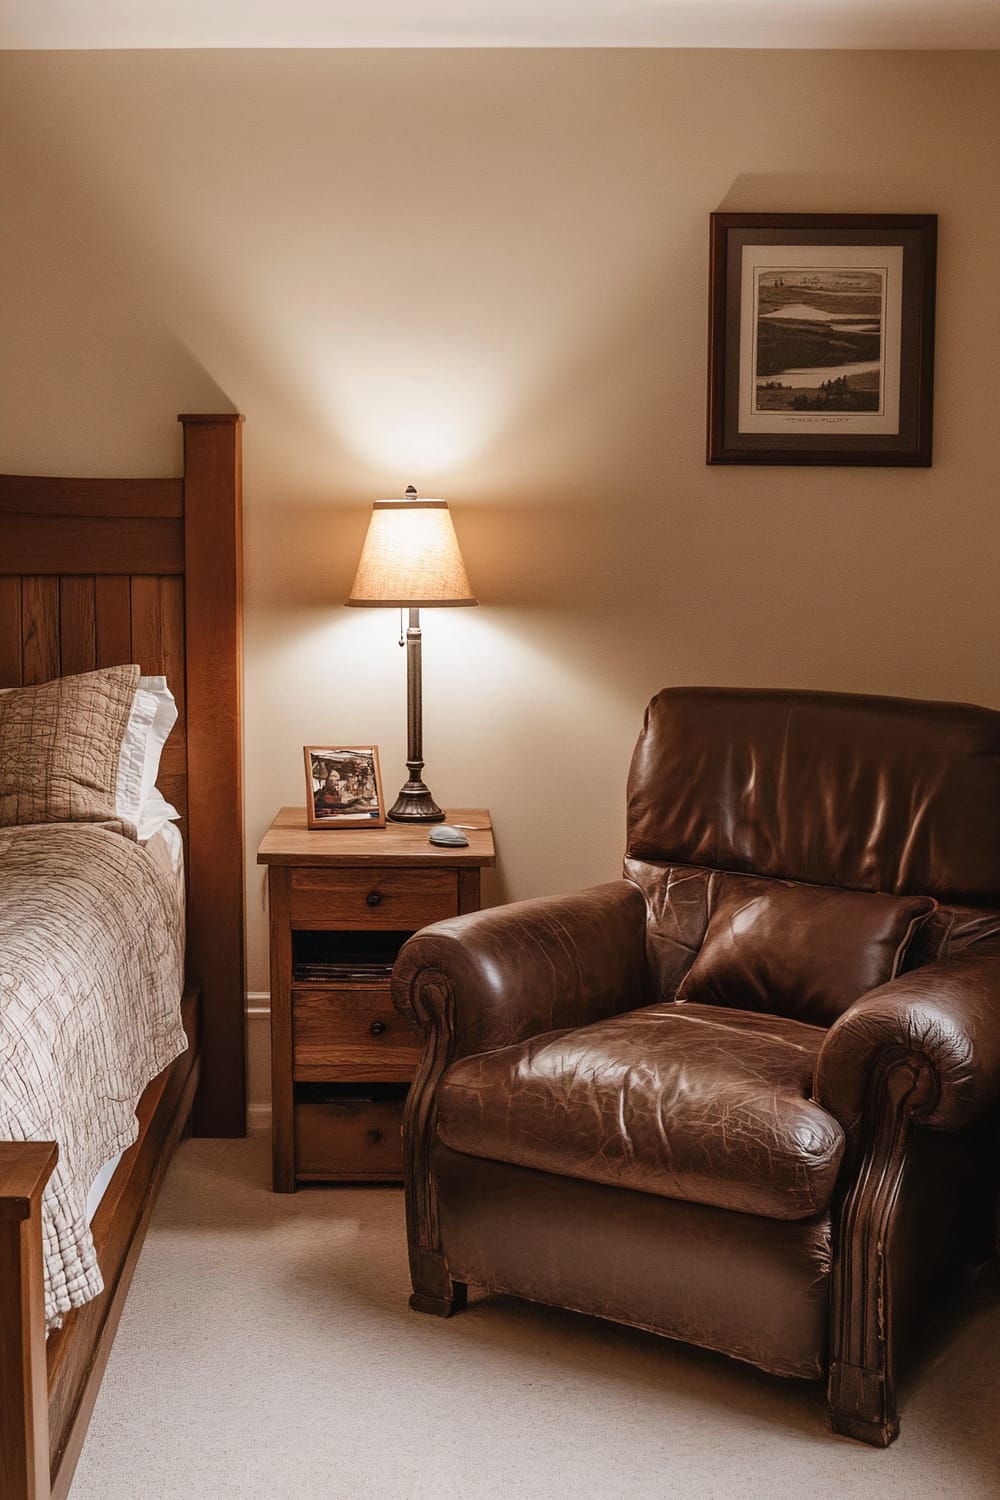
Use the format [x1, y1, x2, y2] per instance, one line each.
[754, 267, 885, 414]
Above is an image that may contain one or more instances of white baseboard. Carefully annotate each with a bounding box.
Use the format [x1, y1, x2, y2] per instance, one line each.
[246, 992, 271, 1117]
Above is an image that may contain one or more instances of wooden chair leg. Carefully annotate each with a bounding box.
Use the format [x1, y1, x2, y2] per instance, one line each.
[407, 1247, 467, 1317]
[828, 1361, 898, 1448]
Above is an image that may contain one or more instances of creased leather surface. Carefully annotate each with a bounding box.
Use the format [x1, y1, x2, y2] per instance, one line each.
[438, 1001, 844, 1219]
[816, 943, 1000, 1135]
[622, 859, 714, 998]
[626, 687, 1000, 903]
[434, 1145, 832, 1378]
[904, 902, 1000, 969]
[675, 876, 935, 1026]
[392, 881, 649, 1060]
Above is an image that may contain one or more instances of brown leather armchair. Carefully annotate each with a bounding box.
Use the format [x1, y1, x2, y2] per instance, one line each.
[392, 688, 1000, 1445]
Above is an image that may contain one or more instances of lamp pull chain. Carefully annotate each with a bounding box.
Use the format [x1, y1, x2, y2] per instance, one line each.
[399, 485, 419, 647]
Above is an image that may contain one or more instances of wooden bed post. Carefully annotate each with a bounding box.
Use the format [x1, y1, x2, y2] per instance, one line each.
[179, 413, 247, 1137]
[0, 1143, 57, 1500]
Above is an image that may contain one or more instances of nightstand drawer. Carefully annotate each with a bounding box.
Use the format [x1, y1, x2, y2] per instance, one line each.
[289, 866, 459, 929]
[293, 985, 420, 1081]
[295, 1092, 405, 1180]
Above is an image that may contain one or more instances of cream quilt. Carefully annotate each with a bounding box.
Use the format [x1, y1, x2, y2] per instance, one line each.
[0, 822, 186, 1326]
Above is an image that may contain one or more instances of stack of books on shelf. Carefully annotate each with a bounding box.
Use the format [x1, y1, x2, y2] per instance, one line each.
[293, 960, 395, 983]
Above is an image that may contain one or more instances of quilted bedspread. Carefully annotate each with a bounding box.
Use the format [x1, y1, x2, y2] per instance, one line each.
[0, 823, 186, 1326]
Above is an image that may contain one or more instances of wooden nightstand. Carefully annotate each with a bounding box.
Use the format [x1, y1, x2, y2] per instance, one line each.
[257, 807, 495, 1191]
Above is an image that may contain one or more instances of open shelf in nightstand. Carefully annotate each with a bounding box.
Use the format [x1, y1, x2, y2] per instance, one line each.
[291, 928, 412, 984]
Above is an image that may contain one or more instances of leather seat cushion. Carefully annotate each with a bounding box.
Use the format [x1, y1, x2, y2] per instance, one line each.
[436, 1002, 845, 1221]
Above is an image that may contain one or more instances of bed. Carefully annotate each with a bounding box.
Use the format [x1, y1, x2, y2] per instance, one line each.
[0, 414, 245, 1500]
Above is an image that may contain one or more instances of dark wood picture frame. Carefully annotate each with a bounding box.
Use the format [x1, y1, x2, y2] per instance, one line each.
[707, 213, 937, 466]
[304, 745, 386, 830]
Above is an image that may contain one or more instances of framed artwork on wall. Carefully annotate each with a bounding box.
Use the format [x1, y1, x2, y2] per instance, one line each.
[304, 745, 386, 829]
[707, 213, 937, 466]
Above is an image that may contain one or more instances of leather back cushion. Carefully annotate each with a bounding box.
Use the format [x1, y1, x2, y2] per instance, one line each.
[674, 875, 936, 1026]
[626, 687, 1000, 904]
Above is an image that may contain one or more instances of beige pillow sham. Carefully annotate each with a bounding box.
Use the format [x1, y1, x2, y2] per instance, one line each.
[0, 664, 141, 835]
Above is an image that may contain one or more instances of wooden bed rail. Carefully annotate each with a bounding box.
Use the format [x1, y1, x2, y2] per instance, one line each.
[0, 1142, 57, 1500]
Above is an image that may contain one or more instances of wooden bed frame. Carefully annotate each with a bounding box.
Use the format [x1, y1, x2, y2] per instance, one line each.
[0, 414, 246, 1500]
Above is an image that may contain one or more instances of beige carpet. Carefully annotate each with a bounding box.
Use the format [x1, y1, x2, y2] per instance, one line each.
[70, 1131, 1000, 1500]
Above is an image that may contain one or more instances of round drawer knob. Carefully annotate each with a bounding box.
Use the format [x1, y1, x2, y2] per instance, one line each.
[367, 1127, 383, 1145]
[366, 889, 382, 907]
[369, 1019, 387, 1038]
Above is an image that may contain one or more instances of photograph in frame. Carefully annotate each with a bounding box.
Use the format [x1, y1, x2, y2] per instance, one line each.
[708, 214, 936, 466]
[304, 745, 386, 830]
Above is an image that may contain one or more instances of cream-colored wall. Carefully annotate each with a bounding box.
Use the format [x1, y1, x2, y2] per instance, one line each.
[2, 50, 999, 1017]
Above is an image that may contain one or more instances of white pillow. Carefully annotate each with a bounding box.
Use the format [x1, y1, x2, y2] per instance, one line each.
[116, 675, 179, 832]
[138, 784, 182, 843]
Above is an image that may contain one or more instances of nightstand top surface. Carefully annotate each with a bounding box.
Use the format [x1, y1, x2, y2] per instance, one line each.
[256, 807, 495, 867]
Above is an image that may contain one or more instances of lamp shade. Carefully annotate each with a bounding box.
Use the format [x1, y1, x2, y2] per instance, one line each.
[346, 494, 477, 607]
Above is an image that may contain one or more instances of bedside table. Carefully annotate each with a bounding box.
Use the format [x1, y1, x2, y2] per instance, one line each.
[257, 807, 496, 1191]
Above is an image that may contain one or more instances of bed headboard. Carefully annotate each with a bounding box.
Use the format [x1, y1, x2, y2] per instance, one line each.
[0, 414, 246, 1136]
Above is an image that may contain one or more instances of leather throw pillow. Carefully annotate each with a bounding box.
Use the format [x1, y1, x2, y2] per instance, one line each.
[675, 875, 936, 1027]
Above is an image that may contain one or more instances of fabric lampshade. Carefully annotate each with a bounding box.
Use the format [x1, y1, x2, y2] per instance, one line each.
[346, 497, 477, 607]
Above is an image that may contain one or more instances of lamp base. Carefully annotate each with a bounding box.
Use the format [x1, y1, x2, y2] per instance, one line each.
[388, 778, 446, 823]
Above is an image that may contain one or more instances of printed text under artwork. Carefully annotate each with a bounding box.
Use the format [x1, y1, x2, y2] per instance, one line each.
[755, 269, 883, 414]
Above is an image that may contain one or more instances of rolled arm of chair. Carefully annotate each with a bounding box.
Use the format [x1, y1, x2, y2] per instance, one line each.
[815, 948, 1000, 1137]
[392, 880, 650, 1060]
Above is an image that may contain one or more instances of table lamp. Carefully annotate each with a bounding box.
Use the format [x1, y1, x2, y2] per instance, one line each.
[346, 486, 477, 822]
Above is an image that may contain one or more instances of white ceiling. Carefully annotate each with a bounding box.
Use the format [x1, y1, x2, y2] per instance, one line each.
[2, 0, 999, 51]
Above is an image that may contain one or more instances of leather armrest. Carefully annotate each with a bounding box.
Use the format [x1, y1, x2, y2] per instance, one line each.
[815, 947, 1000, 1135]
[392, 880, 650, 1060]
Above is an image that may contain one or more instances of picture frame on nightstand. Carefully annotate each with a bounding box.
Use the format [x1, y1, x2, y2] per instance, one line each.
[304, 745, 386, 829]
